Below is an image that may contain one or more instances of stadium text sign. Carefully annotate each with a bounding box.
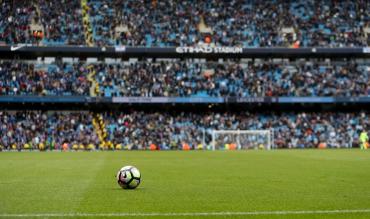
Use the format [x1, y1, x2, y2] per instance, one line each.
[176, 46, 243, 54]
[236, 97, 269, 103]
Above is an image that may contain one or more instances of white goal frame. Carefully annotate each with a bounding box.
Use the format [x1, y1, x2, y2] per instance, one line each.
[211, 130, 274, 150]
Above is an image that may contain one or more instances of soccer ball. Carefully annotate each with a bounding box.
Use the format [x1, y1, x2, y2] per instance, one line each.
[116, 166, 141, 189]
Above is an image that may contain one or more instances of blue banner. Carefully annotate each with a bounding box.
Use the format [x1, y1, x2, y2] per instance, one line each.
[278, 97, 335, 103]
[0, 96, 369, 104]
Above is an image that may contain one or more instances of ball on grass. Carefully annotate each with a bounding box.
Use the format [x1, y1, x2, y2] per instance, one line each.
[116, 166, 141, 189]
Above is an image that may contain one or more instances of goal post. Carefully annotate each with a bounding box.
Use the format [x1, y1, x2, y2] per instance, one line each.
[211, 130, 274, 150]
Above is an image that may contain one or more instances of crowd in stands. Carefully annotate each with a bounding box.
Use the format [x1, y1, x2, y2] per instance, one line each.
[0, 1, 35, 45]
[0, 61, 90, 96]
[102, 0, 370, 47]
[38, 0, 85, 45]
[96, 61, 370, 97]
[1, 110, 366, 150]
[0, 111, 98, 150]
[82, 0, 370, 47]
[1, 1, 370, 152]
[0, 0, 85, 45]
[104, 111, 368, 150]
[0, 59, 369, 97]
[1, 0, 369, 47]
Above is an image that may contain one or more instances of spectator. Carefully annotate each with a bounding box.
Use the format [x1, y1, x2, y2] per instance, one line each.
[0, 61, 90, 96]
[0, 111, 98, 150]
[1, 60, 369, 98]
[88, 0, 370, 47]
[103, 110, 369, 150]
[0, 110, 367, 150]
[95, 60, 370, 98]
[1, 0, 369, 47]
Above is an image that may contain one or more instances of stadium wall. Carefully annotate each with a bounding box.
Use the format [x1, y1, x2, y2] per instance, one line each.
[1, 46, 370, 59]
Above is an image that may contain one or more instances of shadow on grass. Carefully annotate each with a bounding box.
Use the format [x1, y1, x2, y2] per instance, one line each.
[111, 187, 145, 191]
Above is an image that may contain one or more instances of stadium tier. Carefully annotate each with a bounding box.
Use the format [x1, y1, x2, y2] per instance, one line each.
[1, 60, 369, 97]
[0, 110, 368, 150]
[0, 61, 90, 95]
[0, 111, 97, 150]
[94, 60, 370, 97]
[1, 0, 370, 47]
[104, 111, 367, 149]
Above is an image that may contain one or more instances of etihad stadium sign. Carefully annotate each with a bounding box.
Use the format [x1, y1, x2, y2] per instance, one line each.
[176, 46, 243, 54]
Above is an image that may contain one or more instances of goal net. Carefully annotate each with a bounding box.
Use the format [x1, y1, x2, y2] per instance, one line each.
[211, 130, 273, 150]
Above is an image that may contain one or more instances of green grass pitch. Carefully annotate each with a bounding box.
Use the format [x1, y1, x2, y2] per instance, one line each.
[0, 150, 370, 219]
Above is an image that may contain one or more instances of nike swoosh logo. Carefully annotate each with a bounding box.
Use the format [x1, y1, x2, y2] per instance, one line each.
[10, 46, 23, 51]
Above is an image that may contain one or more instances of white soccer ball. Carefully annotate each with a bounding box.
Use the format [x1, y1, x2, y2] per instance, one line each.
[116, 166, 141, 189]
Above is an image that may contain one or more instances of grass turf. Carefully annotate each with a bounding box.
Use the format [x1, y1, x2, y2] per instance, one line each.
[0, 150, 370, 219]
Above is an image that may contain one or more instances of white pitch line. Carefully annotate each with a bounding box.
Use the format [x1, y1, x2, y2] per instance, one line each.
[1, 209, 370, 217]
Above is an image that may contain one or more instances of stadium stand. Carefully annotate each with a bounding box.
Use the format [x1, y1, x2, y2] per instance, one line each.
[38, 0, 85, 45]
[0, 110, 367, 150]
[78, 0, 370, 47]
[103, 111, 367, 150]
[0, 111, 98, 150]
[1, 0, 369, 47]
[0, 1, 35, 45]
[0, 60, 368, 97]
[0, 0, 369, 152]
[94, 60, 370, 97]
[0, 61, 90, 96]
